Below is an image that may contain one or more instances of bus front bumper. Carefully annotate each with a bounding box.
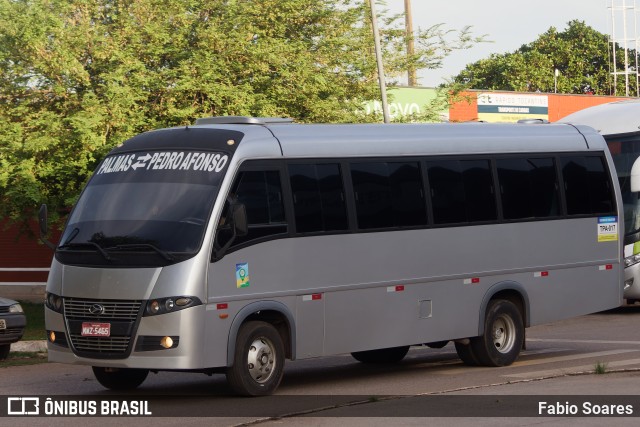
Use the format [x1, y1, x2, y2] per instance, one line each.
[44, 304, 219, 371]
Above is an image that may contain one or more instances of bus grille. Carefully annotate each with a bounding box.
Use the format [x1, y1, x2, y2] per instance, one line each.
[63, 298, 143, 358]
[64, 298, 142, 321]
[68, 335, 131, 353]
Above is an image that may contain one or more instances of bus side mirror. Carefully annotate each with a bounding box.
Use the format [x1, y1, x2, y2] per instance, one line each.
[232, 203, 248, 237]
[212, 201, 248, 261]
[38, 204, 56, 250]
[39, 204, 48, 236]
[632, 157, 640, 193]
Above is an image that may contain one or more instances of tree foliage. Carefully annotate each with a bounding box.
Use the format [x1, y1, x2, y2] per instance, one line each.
[453, 20, 635, 96]
[0, 0, 482, 228]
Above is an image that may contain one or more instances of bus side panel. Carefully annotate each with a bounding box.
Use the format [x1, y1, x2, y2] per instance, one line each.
[524, 265, 622, 326]
[295, 295, 325, 358]
[207, 217, 620, 359]
[322, 279, 485, 355]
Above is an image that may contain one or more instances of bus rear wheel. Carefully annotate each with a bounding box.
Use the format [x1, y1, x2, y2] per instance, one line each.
[92, 367, 149, 390]
[471, 299, 524, 367]
[454, 341, 480, 366]
[226, 321, 285, 396]
[351, 346, 410, 364]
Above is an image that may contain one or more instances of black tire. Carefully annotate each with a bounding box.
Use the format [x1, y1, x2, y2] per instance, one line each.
[92, 367, 149, 390]
[470, 299, 524, 367]
[454, 341, 481, 366]
[226, 321, 285, 396]
[0, 344, 10, 360]
[351, 346, 410, 364]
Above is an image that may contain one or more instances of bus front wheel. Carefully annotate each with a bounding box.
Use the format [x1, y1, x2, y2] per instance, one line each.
[92, 367, 149, 390]
[471, 299, 524, 367]
[226, 321, 285, 396]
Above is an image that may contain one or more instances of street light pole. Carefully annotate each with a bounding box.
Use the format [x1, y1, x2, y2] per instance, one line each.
[367, 0, 391, 123]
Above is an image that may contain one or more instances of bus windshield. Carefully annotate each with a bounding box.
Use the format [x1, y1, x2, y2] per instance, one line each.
[607, 136, 640, 237]
[56, 150, 229, 267]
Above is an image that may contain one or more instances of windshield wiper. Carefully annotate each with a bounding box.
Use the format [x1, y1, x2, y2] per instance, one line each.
[57, 242, 113, 261]
[107, 244, 175, 261]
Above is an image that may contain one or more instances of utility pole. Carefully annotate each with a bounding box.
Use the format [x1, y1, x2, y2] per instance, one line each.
[367, 0, 391, 123]
[404, 0, 417, 86]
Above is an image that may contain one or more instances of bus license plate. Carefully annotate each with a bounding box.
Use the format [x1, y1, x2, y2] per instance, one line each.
[0, 319, 5, 330]
[81, 322, 110, 337]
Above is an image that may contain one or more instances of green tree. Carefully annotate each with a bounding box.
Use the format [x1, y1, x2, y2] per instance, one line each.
[453, 20, 634, 95]
[0, 0, 482, 229]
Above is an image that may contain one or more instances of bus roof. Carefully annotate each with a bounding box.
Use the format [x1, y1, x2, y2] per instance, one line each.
[559, 99, 640, 137]
[112, 121, 606, 160]
[193, 122, 605, 159]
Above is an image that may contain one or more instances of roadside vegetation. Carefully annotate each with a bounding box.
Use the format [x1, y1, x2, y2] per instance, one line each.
[1, 351, 47, 367]
[0, 0, 485, 232]
[21, 302, 46, 341]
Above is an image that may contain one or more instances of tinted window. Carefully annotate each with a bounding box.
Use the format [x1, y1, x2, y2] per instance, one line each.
[289, 164, 348, 233]
[497, 158, 560, 220]
[350, 162, 426, 229]
[224, 170, 287, 247]
[562, 156, 615, 216]
[427, 159, 497, 224]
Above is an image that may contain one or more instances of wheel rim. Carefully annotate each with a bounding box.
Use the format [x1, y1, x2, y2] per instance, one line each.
[491, 314, 516, 354]
[247, 337, 276, 384]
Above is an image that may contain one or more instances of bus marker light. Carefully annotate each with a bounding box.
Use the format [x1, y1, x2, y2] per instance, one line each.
[599, 264, 613, 270]
[216, 303, 228, 310]
[302, 294, 322, 301]
[387, 285, 405, 292]
[219, 313, 229, 319]
[534, 271, 549, 278]
[463, 278, 480, 285]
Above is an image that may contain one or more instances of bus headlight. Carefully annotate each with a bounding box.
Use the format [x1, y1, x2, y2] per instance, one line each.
[45, 292, 64, 313]
[625, 254, 640, 268]
[144, 296, 201, 316]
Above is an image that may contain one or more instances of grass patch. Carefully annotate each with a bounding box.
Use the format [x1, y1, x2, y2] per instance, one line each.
[595, 361, 608, 374]
[19, 302, 46, 341]
[1, 351, 47, 368]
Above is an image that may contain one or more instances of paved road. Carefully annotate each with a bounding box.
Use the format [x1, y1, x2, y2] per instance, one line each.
[2, 305, 640, 426]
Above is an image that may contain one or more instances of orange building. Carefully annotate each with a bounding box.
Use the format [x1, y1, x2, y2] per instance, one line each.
[449, 90, 633, 123]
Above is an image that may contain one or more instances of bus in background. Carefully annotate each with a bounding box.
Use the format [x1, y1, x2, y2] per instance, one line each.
[561, 100, 640, 304]
[42, 118, 623, 396]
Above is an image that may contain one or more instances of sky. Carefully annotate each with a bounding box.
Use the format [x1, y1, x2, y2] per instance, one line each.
[385, 0, 615, 87]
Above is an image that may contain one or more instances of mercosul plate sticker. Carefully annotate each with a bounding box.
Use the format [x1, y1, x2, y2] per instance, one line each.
[597, 216, 618, 242]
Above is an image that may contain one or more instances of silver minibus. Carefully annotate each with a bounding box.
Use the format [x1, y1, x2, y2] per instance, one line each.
[43, 117, 623, 395]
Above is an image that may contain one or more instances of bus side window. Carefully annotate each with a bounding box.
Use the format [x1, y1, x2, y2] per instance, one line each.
[561, 156, 615, 216]
[427, 159, 496, 225]
[350, 161, 426, 230]
[288, 163, 348, 233]
[224, 170, 287, 249]
[497, 157, 560, 220]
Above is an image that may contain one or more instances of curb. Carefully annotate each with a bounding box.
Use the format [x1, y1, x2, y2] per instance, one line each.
[10, 340, 47, 353]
